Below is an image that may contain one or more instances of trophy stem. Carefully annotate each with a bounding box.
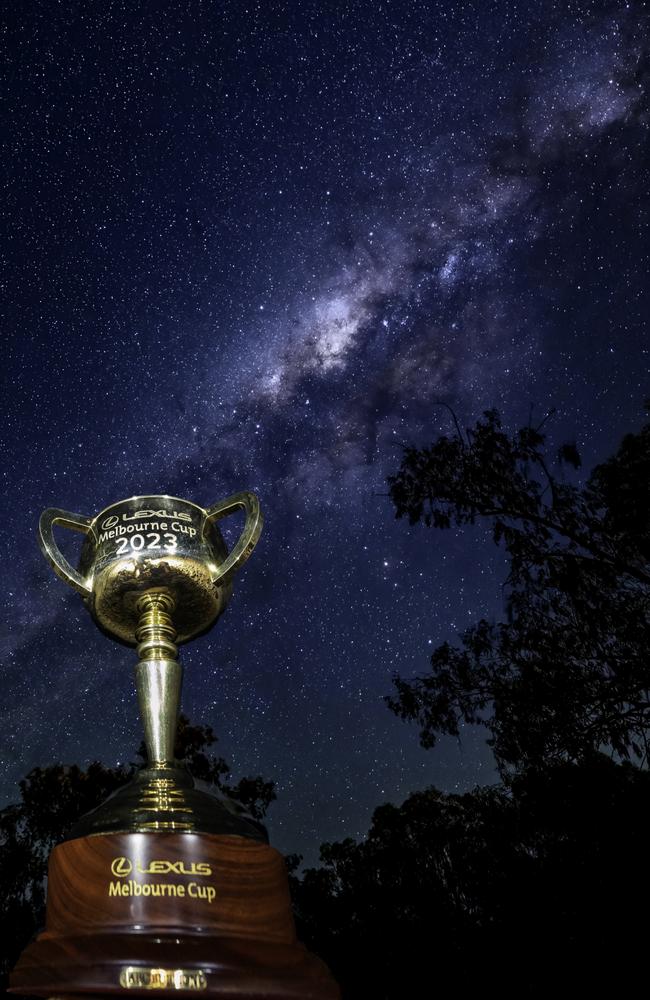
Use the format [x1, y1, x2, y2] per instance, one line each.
[134, 591, 182, 767]
[62, 586, 265, 838]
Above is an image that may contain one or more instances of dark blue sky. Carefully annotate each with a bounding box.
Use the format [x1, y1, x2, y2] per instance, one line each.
[1, 0, 648, 864]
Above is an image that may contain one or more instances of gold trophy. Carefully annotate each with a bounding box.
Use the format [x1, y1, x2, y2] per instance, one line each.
[10, 494, 339, 999]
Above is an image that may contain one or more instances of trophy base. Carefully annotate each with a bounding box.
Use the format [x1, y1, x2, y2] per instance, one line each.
[10, 831, 339, 1000]
[65, 764, 268, 841]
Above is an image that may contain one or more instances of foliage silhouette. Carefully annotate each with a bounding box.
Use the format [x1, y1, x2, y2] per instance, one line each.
[0, 715, 275, 991]
[287, 406, 650, 996]
[290, 755, 650, 996]
[385, 406, 650, 772]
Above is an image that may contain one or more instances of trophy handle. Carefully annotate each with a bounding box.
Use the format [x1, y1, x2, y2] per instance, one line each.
[39, 508, 94, 597]
[204, 491, 263, 586]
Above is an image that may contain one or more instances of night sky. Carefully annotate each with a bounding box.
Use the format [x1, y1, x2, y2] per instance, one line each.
[2, 1, 648, 865]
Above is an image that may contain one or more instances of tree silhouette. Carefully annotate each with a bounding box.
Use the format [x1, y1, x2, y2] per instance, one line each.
[288, 405, 650, 996]
[290, 755, 650, 996]
[0, 715, 275, 990]
[385, 406, 650, 772]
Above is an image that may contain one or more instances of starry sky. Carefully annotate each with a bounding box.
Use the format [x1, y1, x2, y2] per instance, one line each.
[1, 0, 648, 865]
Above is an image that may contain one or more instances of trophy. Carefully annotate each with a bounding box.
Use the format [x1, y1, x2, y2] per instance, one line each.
[10, 493, 339, 999]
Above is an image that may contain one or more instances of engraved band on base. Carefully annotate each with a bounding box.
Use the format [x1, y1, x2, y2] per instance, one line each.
[119, 967, 208, 990]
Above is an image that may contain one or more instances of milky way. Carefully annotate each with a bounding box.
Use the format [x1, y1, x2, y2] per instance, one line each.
[2, 1, 649, 863]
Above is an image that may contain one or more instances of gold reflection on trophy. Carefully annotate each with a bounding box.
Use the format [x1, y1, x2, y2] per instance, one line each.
[38, 493, 263, 837]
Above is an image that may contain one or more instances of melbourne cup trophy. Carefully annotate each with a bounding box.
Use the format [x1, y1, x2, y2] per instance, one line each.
[10, 493, 339, 999]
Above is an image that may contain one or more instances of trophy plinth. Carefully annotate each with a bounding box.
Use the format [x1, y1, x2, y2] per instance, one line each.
[11, 833, 336, 999]
[10, 493, 340, 999]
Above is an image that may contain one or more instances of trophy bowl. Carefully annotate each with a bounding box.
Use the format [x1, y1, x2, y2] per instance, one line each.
[39, 492, 262, 644]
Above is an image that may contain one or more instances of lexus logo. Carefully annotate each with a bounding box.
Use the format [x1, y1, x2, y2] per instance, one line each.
[101, 515, 120, 530]
[111, 856, 133, 877]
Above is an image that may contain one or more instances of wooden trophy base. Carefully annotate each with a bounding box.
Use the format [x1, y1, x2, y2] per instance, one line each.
[10, 831, 339, 999]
